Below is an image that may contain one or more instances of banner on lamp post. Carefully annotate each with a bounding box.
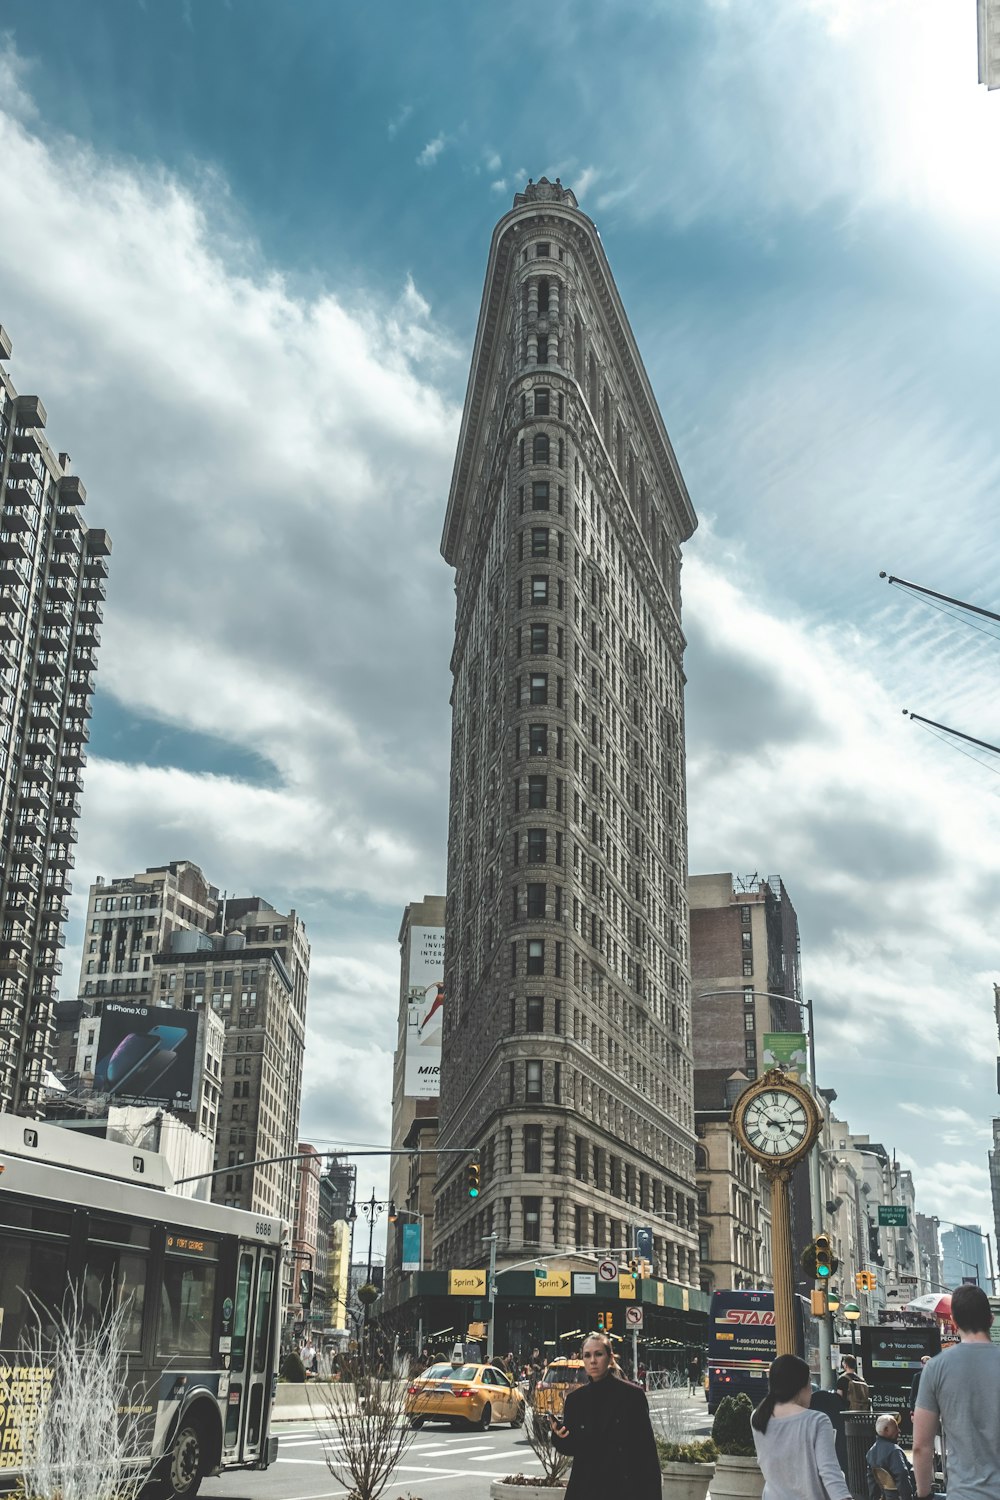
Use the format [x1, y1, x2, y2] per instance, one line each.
[401, 1222, 422, 1272]
[762, 1032, 809, 1083]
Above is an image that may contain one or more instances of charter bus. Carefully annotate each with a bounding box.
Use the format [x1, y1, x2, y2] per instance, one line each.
[706, 1289, 814, 1413]
[0, 1117, 288, 1498]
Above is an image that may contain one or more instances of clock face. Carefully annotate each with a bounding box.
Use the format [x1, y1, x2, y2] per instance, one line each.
[741, 1087, 812, 1159]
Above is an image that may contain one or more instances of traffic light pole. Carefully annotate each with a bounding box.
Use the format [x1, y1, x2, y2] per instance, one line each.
[485, 1232, 498, 1361]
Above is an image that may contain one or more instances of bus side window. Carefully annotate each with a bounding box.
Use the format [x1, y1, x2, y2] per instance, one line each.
[160, 1259, 217, 1359]
[81, 1246, 147, 1352]
[251, 1258, 274, 1375]
[0, 1233, 69, 1352]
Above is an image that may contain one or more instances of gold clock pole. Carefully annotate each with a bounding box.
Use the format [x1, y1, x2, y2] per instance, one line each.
[765, 1164, 796, 1357]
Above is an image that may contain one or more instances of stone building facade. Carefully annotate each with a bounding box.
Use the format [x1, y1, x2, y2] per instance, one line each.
[0, 326, 110, 1115]
[435, 179, 699, 1284]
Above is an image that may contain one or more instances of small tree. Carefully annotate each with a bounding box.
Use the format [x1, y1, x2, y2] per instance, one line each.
[310, 1347, 417, 1500]
[711, 1392, 756, 1457]
[12, 1285, 150, 1500]
[515, 1394, 570, 1487]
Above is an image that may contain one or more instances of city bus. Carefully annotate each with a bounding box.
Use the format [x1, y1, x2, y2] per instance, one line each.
[706, 1289, 813, 1413]
[0, 1116, 288, 1497]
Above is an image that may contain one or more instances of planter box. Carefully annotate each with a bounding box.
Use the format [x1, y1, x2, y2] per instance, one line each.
[662, 1459, 715, 1500]
[708, 1454, 764, 1499]
[490, 1482, 568, 1499]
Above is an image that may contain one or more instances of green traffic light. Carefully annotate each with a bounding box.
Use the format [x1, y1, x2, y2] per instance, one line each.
[817, 1263, 830, 1277]
[469, 1186, 479, 1197]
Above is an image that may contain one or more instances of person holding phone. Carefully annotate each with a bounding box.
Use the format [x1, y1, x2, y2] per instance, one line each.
[549, 1330, 660, 1499]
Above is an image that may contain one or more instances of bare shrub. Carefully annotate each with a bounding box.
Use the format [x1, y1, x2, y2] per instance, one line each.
[309, 1348, 417, 1500]
[515, 1395, 570, 1486]
[12, 1284, 150, 1500]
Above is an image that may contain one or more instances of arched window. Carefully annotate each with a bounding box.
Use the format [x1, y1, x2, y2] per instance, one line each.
[532, 433, 549, 464]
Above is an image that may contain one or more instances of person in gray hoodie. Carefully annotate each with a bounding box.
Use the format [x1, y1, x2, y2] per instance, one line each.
[866, 1413, 915, 1500]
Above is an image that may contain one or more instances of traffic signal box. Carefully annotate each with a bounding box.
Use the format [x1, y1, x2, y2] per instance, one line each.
[595, 1311, 614, 1331]
[855, 1270, 877, 1292]
[467, 1160, 480, 1198]
[810, 1289, 827, 1317]
[814, 1234, 834, 1278]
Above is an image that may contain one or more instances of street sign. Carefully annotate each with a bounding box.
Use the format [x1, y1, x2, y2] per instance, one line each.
[534, 1266, 548, 1280]
[534, 1273, 571, 1298]
[625, 1305, 643, 1329]
[899, 1274, 919, 1285]
[878, 1206, 909, 1227]
[573, 1273, 597, 1297]
[598, 1259, 618, 1282]
[617, 1275, 636, 1300]
[448, 1269, 488, 1296]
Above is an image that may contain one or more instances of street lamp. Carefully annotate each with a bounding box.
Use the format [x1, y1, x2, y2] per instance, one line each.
[843, 1300, 861, 1360]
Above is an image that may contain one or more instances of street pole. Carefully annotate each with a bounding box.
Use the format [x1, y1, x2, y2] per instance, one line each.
[631, 1325, 638, 1380]
[485, 1231, 498, 1360]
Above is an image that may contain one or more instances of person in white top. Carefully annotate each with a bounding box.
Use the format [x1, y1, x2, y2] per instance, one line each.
[751, 1353, 852, 1500]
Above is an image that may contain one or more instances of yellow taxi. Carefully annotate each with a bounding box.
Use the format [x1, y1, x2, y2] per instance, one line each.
[530, 1357, 587, 1436]
[405, 1361, 526, 1431]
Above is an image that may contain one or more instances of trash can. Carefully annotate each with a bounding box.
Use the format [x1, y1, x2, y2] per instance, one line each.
[843, 1410, 877, 1500]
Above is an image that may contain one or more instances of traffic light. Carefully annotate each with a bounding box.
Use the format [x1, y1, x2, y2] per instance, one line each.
[298, 1269, 313, 1310]
[605, 1311, 613, 1331]
[388, 1200, 398, 1222]
[855, 1270, 876, 1292]
[467, 1160, 480, 1198]
[814, 1233, 834, 1279]
[629, 1258, 640, 1280]
[596, 1312, 605, 1330]
[810, 1290, 827, 1317]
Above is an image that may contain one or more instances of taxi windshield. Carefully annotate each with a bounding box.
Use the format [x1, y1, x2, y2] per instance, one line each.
[542, 1366, 586, 1384]
[424, 1364, 481, 1381]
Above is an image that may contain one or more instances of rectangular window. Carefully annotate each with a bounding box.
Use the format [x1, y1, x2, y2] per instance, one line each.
[741, 931, 752, 949]
[523, 1196, 542, 1243]
[526, 995, 544, 1031]
[526, 1061, 543, 1101]
[528, 775, 547, 809]
[532, 481, 550, 511]
[527, 829, 547, 862]
[160, 1248, 218, 1358]
[743, 987, 755, 1004]
[529, 674, 548, 705]
[745, 1038, 756, 1060]
[740, 905, 751, 922]
[526, 883, 546, 918]
[524, 1126, 542, 1174]
[742, 957, 753, 976]
[531, 575, 549, 604]
[531, 529, 549, 557]
[534, 388, 550, 415]
[527, 940, 545, 975]
[529, 723, 548, 755]
[744, 1011, 755, 1032]
[530, 624, 549, 653]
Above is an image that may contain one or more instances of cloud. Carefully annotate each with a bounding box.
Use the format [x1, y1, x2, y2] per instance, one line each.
[416, 133, 446, 167]
[387, 103, 413, 139]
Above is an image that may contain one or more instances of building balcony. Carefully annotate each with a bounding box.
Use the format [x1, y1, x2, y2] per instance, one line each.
[86, 528, 112, 557]
[5, 457, 39, 485]
[65, 696, 92, 718]
[0, 614, 23, 642]
[14, 811, 46, 839]
[14, 396, 47, 429]
[63, 721, 90, 744]
[79, 601, 103, 625]
[0, 933, 30, 958]
[1, 509, 34, 533]
[53, 795, 81, 819]
[55, 768, 84, 793]
[29, 704, 59, 730]
[60, 745, 87, 770]
[69, 671, 95, 693]
[71, 652, 97, 674]
[12, 840, 43, 865]
[52, 528, 83, 555]
[46, 844, 74, 869]
[49, 821, 78, 844]
[11, 431, 40, 457]
[45, 582, 74, 605]
[43, 601, 72, 626]
[48, 556, 76, 578]
[75, 624, 100, 648]
[0, 536, 30, 561]
[21, 761, 54, 785]
[57, 475, 86, 506]
[18, 784, 50, 812]
[43, 872, 72, 896]
[40, 899, 69, 922]
[37, 929, 66, 950]
[34, 955, 62, 976]
[26, 729, 58, 757]
[35, 655, 64, 677]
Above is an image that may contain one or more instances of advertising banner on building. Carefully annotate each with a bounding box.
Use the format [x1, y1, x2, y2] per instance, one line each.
[404, 925, 445, 1099]
[401, 1222, 422, 1273]
[762, 1032, 808, 1082]
[93, 1001, 200, 1110]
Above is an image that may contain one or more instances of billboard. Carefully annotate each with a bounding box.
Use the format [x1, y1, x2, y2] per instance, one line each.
[762, 1032, 808, 1082]
[93, 1001, 200, 1110]
[401, 1221, 422, 1273]
[404, 924, 445, 1099]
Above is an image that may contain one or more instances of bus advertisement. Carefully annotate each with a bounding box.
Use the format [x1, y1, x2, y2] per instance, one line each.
[0, 1117, 288, 1498]
[706, 1289, 776, 1413]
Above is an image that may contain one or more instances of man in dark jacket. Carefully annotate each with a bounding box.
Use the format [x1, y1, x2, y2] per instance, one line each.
[551, 1333, 660, 1500]
[867, 1414, 915, 1500]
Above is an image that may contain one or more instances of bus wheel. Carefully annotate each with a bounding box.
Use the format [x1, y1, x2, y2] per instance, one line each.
[165, 1419, 207, 1500]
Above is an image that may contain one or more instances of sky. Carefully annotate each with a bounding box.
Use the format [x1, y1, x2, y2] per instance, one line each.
[2, 0, 999, 1248]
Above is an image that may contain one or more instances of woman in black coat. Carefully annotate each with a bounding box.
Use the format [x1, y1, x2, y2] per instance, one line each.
[550, 1331, 661, 1500]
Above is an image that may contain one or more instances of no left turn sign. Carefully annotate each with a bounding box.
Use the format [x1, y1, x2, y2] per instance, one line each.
[598, 1259, 618, 1282]
[625, 1305, 643, 1329]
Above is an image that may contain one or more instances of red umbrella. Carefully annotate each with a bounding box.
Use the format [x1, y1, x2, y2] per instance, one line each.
[905, 1292, 952, 1319]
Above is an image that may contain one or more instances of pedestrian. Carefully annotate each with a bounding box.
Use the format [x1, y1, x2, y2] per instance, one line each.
[810, 1377, 849, 1476]
[529, 1346, 544, 1395]
[637, 1361, 647, 1390]
[751, 1353, 852, 1500]
[866, 1413, 915, 1500]
[550, 1330, 661, 1500]
[913, 1283, 1000, 1500]
[687, 1351, 701, 1394]
[908, 1354, 930, 1419]
[299, 1337, 317, 1376]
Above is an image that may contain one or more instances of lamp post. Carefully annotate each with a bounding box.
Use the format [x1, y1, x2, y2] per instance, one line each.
[843, 1300, 861, 1361]
[698, 985, 830, 1384]
[352, 1188, 394, 1349]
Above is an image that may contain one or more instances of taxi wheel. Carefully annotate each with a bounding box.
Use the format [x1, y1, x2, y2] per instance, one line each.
[511, 1403, 525, 1428]
[475, 1401, 492, 1431]
[409, 1417, 424, 1430]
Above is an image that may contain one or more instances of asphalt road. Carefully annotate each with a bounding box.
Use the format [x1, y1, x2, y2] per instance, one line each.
[201, 1389, 711, 1500]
